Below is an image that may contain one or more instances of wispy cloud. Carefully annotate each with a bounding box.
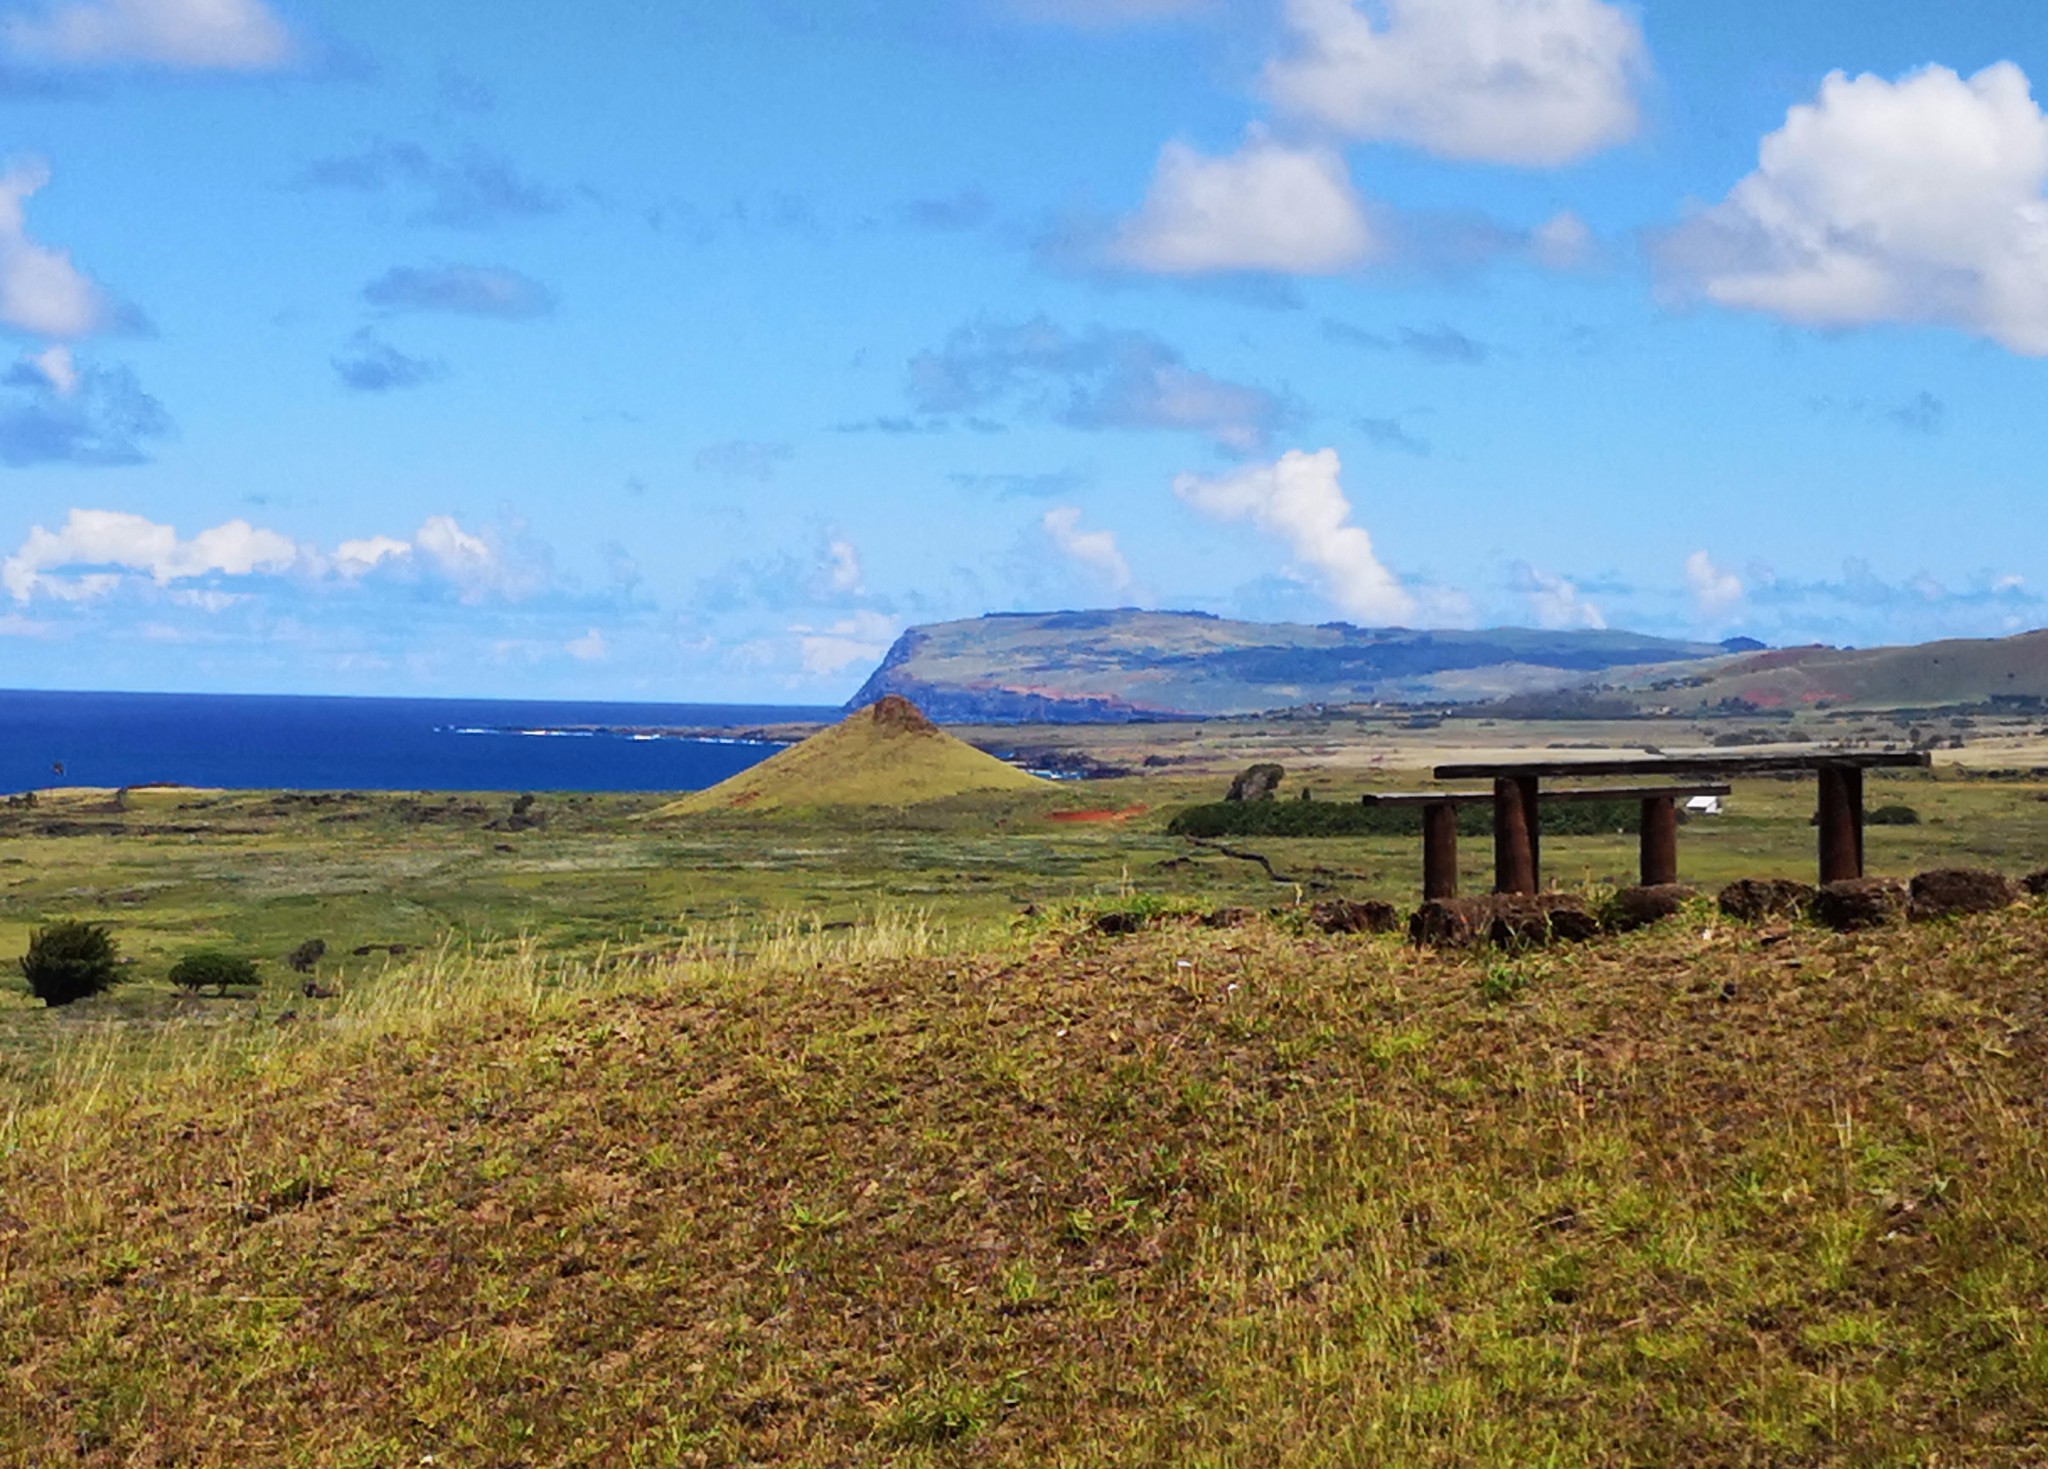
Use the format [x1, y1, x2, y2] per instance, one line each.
[362, 264, 554, 319]
[693, 439, 793, 482]
[1041, 506, 1132, 590]
[1322, 319, 1491, 364]
[3, 0, 294, 71]
[909, 316, 1295, 453]
[331, 330, 445, 392]
[295, 140, 565, 230]
[0, 354, 169, 466]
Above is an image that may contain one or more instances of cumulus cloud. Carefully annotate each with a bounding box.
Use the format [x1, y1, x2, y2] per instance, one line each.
[1175, 447, 1416, 622]
[790, 610, 900, 678]
[909, 316, 1294, 453]
[1265, 0, 1648, 166]
[1041, 506, 1133, 589]
[1658, 63, 2048, 355]
[4, 509, 546, 604]
[3, 508, 300, 601]
[820, 538, 864, 596]
[0, 355, 169, 466]
[1685, 550, 1745, 617]
[1111, 129, 1377, 275]
[362, 264, 554, 319]
[3, 0, 293, 70]
[0, 159, 115, 340]
[1511, 561, 1605, 629]
[295, 141, 565, 230]
[331, 331, 444, 393]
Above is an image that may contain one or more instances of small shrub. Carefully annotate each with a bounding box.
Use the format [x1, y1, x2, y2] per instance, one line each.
[286, 938, 327, 973]
[1869, 804, 1922, 826]
[19, 920, 120, 1007]
[169, 950, 259, 996]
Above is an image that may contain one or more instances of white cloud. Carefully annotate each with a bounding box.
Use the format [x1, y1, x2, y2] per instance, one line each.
[28, 343, 77, 394]
[564, 628, 609, 662]
[1112, 129, 1377, 275]
[4, 509, 547, 605]
[822, 539, 864, 596]
[5, 0, 294, 70]
[3, 508, 302, 601]
[1265, 0, 1648, 166]
[1685, 550, 1744, 617]
[1041, 505, 1133, 589]
[790, 610, 900, 678]
[1175, 447, 1417, 623]
[332, 535, 412, 580]
[1658, 63, 2048, 355]
[1512, 562, 1605, 629]
[0, 161, 114, 340]
[1530, 209, 1595, 269]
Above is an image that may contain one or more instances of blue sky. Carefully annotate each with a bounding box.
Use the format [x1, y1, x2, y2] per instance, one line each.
[1, 0, 2045, 701]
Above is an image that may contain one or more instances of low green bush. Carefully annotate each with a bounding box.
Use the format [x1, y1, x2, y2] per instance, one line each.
[1868, 804, 1922, 826]
[1167, 799, 1645, 840]
[169, 950, 260, 996]
[18, 921, 121, 1007]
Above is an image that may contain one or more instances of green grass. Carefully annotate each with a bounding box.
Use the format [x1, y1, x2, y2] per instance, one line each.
[5, 903, 2048, 1463]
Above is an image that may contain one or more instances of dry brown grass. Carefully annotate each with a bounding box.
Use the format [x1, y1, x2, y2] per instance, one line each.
[4, 904, 2048, 1464]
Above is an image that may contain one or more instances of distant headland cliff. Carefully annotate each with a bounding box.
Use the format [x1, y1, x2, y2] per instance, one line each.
[844, 610, 1753, 723]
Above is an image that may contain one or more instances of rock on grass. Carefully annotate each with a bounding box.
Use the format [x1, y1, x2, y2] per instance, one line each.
[1606, 885, 1695, 933]
[1908, 868, 2020, 922]
[1813, 878, 1907, 932]
[1719, 879, 1816, 922]
[1410, 894, 1599, 949]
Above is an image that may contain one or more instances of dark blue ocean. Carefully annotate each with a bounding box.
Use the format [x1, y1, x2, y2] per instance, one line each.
[0, 690, 838, 795]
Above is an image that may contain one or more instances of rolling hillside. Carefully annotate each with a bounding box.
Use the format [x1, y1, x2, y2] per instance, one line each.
[1614, 629, 2048, 713]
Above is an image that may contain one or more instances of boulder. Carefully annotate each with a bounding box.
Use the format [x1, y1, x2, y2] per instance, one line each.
[1813, 878, 1907, 932]
[1718, 878, 1816, 922]
[1908, 868, 2020, 922]
[2024, 870, 2048, 897]
[1308, 899, 1401, 936]
[1410, 893, 1598, 949]
[1225, 763, 1285, 803]
[1202, 906, 1256, 929]
[1607, 884, 1695, 933]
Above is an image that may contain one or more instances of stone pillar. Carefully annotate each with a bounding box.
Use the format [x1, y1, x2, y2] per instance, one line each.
[1493, 777, 1540, 895]
[1817, 763, 1865, 884]
[1422, 802, 1459, 900]
[1639, 795, 1679, 887]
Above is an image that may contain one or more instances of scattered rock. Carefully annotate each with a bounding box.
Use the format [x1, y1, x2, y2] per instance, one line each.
[1092, 911, 1149, 936]
[1225, 763, 1285, 803]
[300, 979, 339, 1000]
[1201, 906, 1256, 929]
[2023, 870, 2048, 897]
[1309, 898, 1400, 935]
[1410, 893, 1598, 949]
[1908, 868, 2020, 922]
[1718, 878, 1816, 922]
[1813, 878, 1908, 932]
[1606, 884, 1695, 933]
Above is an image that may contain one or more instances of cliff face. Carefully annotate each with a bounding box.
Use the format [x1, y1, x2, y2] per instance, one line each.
[844, 610, 1731, 723]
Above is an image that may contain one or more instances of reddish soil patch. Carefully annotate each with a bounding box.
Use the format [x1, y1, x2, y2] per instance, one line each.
[1047, 805, 1149, 824]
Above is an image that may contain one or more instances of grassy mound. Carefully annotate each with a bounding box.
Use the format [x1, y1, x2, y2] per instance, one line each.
[654, 696, 1046, 817]
[5, 910, 2048, 1463]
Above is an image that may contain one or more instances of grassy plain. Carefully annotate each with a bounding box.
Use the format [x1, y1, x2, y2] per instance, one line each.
[6, 717, 2048, 1463]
